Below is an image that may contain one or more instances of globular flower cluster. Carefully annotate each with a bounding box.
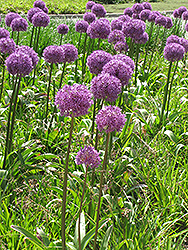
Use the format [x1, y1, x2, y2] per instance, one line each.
[155, 15, 166, 27]
[5, 52, 33, 76]
[5, 12, 21, 27]
[177, 6, 187, 17]
[91, 4, 106, 18]
[173, 9, 180, 18]
[123, 8, 133, 17]
[139, 9, 151, 21]
[87, 19, 111, 39]
[179, 38, 188, 53]
[0, 38, 16, 54]
[0, 28, 10, 39]
[148, 11, 158, 22]
[132, 3, 144, 14]
[113, 54, 135, 71]
[32, 12, 50, 27]
[111, 19, 124, 31]
[43, 45, 64, 64]
[166, 35, 180, 45]
[142, 2, 152, 10]
[75, 20, 89, 33]
[57, 24, 69, 35]
[75, 146, 101, 169]
[114, 41, 128, 53]
[90, 73, 121, 102]
[33, 0, 47, 12]
[122, 19, 146, 40]
[87, 50, 113, 75]
[15, 45, 39, 67]
[165, 17, 173, 29]
[182, 11, 188, 20]
[96, 105, 126, 133]
[134, 32, 148, 44]
[185, 23, 188, 32]
[108, 30, 125, 44]
[86, 1, 95, 10]
[118, 15, 131, 23]
[10, 18, 28, 32]
[27, 7, 43, 23]
[83, 12, 96, 24]
[55, 84, 93, 117]
[60, 44, 78, 63]
[164, 43, 185, 62]
[102, 59, 133, 86]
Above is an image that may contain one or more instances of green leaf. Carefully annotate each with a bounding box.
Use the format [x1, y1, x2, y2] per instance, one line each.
[164, 130, 179, 144]
[11, 225, 45, 249]
[99, 225, 113, 250]
[74, 212, 86, 248]
[36, 228, 51, 246]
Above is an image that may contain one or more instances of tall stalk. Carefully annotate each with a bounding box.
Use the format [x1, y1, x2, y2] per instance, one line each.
[134, 43, 140, 86]
[59, 62, 66, 89]
[81, 34, 88, 80]
[0, 65, 5, 102]
[45, 63, 53, 124]
[75, 33, 82, 82]
[148, 26, 160, 71]
[35, 27, 41, 53]
[16, 31, 20, 45]
[29, 26, 35, 47]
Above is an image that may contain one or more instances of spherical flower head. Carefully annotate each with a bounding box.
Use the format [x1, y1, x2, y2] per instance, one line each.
[87, 50, 113, 75]
[83, 12, 96, 24]
[148, 11, 158, 22]
[87, 19, 111, 39]
[164, 43, 185, 62]
[55, 83, 93, 117]
[173, 9, 180, 18]
[132, 13, 140, 20]
[118, 14, 131, 22]
[132, 3, 144, 14]
[86, 1, 95, 10]
[139, 9, 151, 21]
[33, 0, 46, 10]
[43, 6, 49, 14]
[123, 7, 133, 17]
[134, 32, 148, 44]
[114, 41, 128, 53]
[102, 59, 133, 86]
[10, 17, 28, 32]
[177, 6, 187, 17]
[0, 38, 16, 54]
[155, 15, 167, 27]
[60, 43, 78, 64]
[166, 35, 180, 45]
[75, 146, 101, 169]
[108, 30, 125, 44]
[185, 23, 188, 32]
[15, 45, 39, 67]
[75, 20, 89, 33]
[142, 2, 152, 11]
[32, 12, 50, 27]
[111, 19, 124, 31]
[96, 105, 126, 133]
[122, 19, 146, 40]
[91, 4, 106, 18]
[90, 73, 121, 102]
[5, 52, 33, 76]
[113, 54, 135, 71]
[5, 12, 21, 27]
[57, 23, 69, 35]
[43, 45, 64, 64]
[182, 11, 188, 20]
[0, 28, 10, 39]
[165, 17, 173, 29]
[180, 38, 188, 53]
[27, 7, 43, 23]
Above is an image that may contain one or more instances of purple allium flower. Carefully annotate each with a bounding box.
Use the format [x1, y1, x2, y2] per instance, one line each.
[134, 32, 148, 44]
[185, 23, 188, 32]
[90, 73, 121, 102]
[122, 19, 146, 40]
[55, 83, 93, 117]
[139, 9, 151, 21]
[155, 15, 167, 27]
[5, 12, 21, 27]
[0, 38, 16, 54]
[182, 11, 188, 20]
[102, 59, 133, 86]
[43, 45, 64, 64]
[60, 43, 78, 63]
[32, 12, 50, 27]
[83, 12, 96, 23]
[5, 52, 33, 76]
[180, 38, 188, 53]
[96, 105, 126, 133]
[132, 3, 144, 14]
[87, 19, 111, 39]
[10, 18, 28, 32]
[27, 7, 44, 23]
[148, 11, 158, 22]
[87, 50, 113, 75]
[91, 4, 106, 18]
[118, 14, 131, 22]
[123, 7, 133, 17]
[108, 30, 125, 44]
[33, 0, 46, 10]
[75, 20, 89, 33]
[57, 24, 69, 35]
[0, 28, 10, 39]
[75, 146, 101, 168]
[177, 6, 187, 17]
[132, 13, 140, 20]
[15, 45, 39, 67]
[165, 17, 173, 29]
[173, 9, 180, 18]
[86, 1, 95, 10]
[142, 2, 152, 10]
[114, 41, 129, 53]
[43, 6, 49, 14]
[113, 54, 135, 71]
[164, 43, 185, 62]
[166, 35, 180, 45]
[111, 19, 123, 31]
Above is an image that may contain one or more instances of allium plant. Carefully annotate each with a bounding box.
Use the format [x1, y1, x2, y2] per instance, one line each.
[57, 24, 69, 45]
[114, 41, 129, 53]
[132, 3, 144, 14]
[123, 7, 133, 17]
[111, 19, 124, 31]
[91, 3, 106, 18]
[142, 2, 152, 10]
[113, 54, 135, 71]
[5, 12, 21, 27]
[83, 12, 96, 24]
[86, 1, 95, 10]
[108, 30, 125, 44]
[118, 14, 131, 22]
[139, 9, 151, 21]
[87, 18, 111, 40]
[0, 28, 10, 39]
[10, 17, 28, 45]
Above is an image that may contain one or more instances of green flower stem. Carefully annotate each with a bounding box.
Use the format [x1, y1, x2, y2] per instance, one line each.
[160, 26, 167, 54]
[59, 62, 66, 89]
[175, 18, 181, 36]
[59, 34, 63, 46]
[33, 26, 38, 50]
[35, 27, 41, 53]
[75, 33, 82, 82]
[91, 99, 96, 140]
[97, 38, 101, 50]
[61, 115, 74, 250]
[82, 33, 88, 80]
[0, 65, 5, 102]
[93, 132, 110, 250]
[78, 165, 88, 250]
[128, 38, 134, 58]
[134, 43, 140, 86]
[29, 26, 35, 47]
[45, 63, 53, 124]
[16, 31, 20, 45]
[159, 61, 172, 127]
[148, 26, 160, 71]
